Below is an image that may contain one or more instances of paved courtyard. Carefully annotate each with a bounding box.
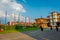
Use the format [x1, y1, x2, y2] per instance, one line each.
[0, 28, 60, 40]
[22, 28, 60, 40]
[0, 32, 36, 40]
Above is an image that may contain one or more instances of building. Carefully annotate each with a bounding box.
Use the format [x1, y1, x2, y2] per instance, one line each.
[35, 12, 60, 28]
[35, 17, 48, 28]
[8, 21, 18, 25]
[20, 22, 33, 26]
[8, 21, 33, 26]
[47, 12, 60, 27]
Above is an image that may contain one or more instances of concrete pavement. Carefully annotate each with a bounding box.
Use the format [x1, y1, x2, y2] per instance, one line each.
[0, 28, 60, 40]
[0, 32, 36, 40]
[22, 28, 60, 40]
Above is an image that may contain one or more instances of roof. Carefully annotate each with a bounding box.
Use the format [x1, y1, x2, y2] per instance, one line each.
[49, 11, 60, 14]
[50, 11, 57, 13]
[35, 18, 48, 20]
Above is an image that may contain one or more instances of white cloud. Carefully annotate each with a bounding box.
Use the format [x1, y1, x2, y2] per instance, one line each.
[7, 13, 25, 22]
[0, 11, 5, 17]
[0, 0, 26, 22]
[0, 0, 26, 16]
[11, 2, 26, 12]
[1, 0, 10, 3]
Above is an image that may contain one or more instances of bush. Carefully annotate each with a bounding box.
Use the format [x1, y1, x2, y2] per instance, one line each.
[0, 25, 16, 31]
[32, 23, 38, 28]
[15, 24, 24, 30]
[9, 25, 16, 30]
[1, 25, 5, 30]
[26, 26, 32, 28]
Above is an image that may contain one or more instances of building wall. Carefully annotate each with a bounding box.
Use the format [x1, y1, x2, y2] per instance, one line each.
[35, 12, 60, 27]
[8, 22, 18, 25]
[57, 15, 60, 22]
[35, 18, 48, 28]
[48, 12, 60, 26]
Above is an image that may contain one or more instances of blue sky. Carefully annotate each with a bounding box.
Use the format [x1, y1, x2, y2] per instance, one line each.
[16, 0, 60, 18]
[0, 0, 60, 24]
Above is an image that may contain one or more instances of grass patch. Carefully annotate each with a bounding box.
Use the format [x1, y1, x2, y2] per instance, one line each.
[0, 24, 40, 34]
[16, 27, 40, 32]
[24, 27, 40, 31]
[0, 30, 17, 34]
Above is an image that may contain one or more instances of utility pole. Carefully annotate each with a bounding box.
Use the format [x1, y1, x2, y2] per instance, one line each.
[4, 11, 7, 31]
[25, 17, 26, 26]
[0, 8, 1, 31]
[0, 14, 1, 31]
[18, 13, 20, 23]
[14, 13, 16, 22]
[9, 14, 12, 25]
[5, 11, 7, 25]
[29, 17, 30, 24]
[0, 8, 1, 25]
[0, 17, 1, 24]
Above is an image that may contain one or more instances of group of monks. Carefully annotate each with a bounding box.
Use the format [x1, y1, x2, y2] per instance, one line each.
[40, 26, 59, 31]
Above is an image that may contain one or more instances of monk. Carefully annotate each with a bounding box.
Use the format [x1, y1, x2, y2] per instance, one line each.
[50, 26, 52, 30]
[40, 25, 43, 31]
[56, 26, 59, 31]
